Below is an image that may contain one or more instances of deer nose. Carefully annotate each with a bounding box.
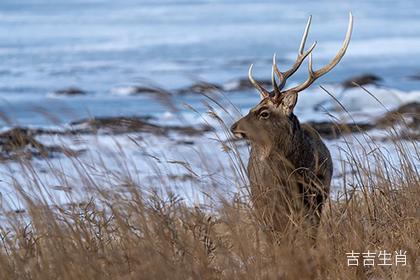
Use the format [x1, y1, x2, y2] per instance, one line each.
[230, 122, 238, 133]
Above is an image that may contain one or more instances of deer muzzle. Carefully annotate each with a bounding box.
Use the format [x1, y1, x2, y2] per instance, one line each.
[230, 120, 247, 139]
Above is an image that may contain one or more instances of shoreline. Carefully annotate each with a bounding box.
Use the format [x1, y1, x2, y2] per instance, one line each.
[0, 101, 418, 211]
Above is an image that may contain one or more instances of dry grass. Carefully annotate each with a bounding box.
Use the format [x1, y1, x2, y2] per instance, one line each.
[0, 111, 418, 279]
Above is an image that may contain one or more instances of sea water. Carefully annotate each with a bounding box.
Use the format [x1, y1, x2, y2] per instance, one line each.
[0, 0, 419, 126]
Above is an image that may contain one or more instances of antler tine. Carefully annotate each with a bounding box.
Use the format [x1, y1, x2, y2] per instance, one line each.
[272, 54, 281, 98]
[299, 15, 312, 54]
[273, 16, 317, 91]
[248, 64, 270, 98]
[290, 12, 354, 93]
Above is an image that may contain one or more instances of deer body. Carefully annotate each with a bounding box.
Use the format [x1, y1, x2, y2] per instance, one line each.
[231, 14, 352, 238]
[247, 117, 332, 235]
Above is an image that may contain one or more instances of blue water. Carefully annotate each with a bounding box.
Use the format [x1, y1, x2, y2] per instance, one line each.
[0, 0, 420, 126]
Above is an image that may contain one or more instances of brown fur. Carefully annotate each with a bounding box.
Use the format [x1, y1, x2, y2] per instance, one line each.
[230, 14, 353, 240]
[231, 97, 333, 240]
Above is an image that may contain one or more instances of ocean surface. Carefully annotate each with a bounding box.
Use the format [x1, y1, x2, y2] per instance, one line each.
[0, 0, 420, 126]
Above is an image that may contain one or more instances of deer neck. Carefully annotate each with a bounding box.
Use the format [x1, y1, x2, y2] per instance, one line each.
[250, 114, 303, 162]
[251, 144, 273, 161]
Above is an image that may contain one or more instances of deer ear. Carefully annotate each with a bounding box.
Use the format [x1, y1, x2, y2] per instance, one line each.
[279, 92, 298, 114]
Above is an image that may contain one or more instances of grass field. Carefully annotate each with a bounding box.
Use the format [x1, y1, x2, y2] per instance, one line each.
[0, 104, 418, 280]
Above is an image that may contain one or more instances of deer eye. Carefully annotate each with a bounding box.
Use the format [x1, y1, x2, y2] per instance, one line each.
[259, 111, 270, 119]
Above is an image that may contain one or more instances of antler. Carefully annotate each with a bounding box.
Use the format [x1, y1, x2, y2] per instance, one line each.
[288, 13, 353, 93]
[272, 16, 317, 98]
[250, 15, 316, 99]
[249, 13, 353, 101]
[248, 64, 270, 99]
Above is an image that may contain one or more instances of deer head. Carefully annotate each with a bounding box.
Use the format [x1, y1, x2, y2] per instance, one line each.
[231, 13, 353, 147]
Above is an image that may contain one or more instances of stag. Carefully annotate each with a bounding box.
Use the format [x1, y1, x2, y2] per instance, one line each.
[231, 14, 353, 240]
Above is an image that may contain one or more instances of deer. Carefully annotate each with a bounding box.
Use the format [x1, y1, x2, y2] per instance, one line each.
[230, 14, 353, 241]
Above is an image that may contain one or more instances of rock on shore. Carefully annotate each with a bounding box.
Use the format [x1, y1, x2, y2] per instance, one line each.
[53, 87, 87, 96]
